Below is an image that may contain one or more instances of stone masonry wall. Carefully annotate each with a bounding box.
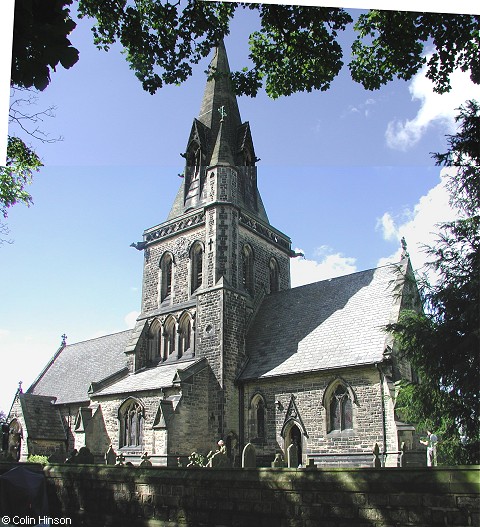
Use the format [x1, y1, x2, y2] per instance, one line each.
[1, 463, 477, 527]
[243, 367, 387, 466]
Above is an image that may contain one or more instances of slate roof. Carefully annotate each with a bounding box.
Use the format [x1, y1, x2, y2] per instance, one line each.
[92, 358, 200, 397]
[240, 264, 402, 381]
[28, 330, 131, 404]
[19, 394, 66, 440]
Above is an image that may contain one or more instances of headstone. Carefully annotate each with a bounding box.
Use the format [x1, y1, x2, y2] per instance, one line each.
[116, 452, 126, 466]
[105, 445, 116, 465]
[76, 446, 94, 464]
[140, 452, 152, 467]
[372, 443, 382, 468]
[65, 449, 78, 464]
[208, 450, 230, 468]
[287, 443, 298, 468]
[242, 443, 256, 468]
[271, 452, 285, 468]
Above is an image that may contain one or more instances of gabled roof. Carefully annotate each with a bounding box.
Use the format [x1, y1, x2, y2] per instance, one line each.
[19, 393, 66, 440]
[27, 330, 131, 404]
[91, 358, 201, 397]
[240, 264, 404, 381]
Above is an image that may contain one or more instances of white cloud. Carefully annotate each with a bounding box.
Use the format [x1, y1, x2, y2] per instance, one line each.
[124, 311, 139, 328]
[386, 63, 478, 150]
[344, 97, 376, 119]
[376, 212, 398, 241]
[0, 328, 10, 339]
[291, 246, 357, 287]
[377, 168, 456, 272]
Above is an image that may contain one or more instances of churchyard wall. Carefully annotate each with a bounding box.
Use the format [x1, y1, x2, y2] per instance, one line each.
[0, 463, 478, 527]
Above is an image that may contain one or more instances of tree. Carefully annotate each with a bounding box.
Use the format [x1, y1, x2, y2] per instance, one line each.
[390, 101, 480, 465]
[10, 2, 480, 97]
[0, 136, 42, 244]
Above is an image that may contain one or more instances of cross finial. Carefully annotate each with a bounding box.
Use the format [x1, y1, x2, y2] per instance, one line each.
[218, 105, 227, 122]
[18, 381, 23, 393]
[61, 333, 68, 346]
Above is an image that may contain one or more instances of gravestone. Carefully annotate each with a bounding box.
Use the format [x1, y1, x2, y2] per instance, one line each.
[271, 452, 285, 468]
[105, 445, 116, 465]
[242, 443, 256, 468]
[208, 450, 230, 468]
[75, 447, 94, 464]
[140, 452, 153, 467]
[287, 443, 298, 468]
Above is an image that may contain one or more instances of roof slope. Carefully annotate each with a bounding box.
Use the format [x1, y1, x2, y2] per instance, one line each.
[28, 330, 131, 404]
[19, 393, 66, 440]
[92, 358, 200, 397]
[241, 264, 402, 381]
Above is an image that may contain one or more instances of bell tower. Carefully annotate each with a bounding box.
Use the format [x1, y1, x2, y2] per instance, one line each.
[134, 41, 293, 444]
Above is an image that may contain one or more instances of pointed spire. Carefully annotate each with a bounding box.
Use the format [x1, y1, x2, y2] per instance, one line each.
[197, 41, 242, 165]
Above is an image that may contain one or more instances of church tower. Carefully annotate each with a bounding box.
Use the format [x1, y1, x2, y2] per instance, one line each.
[131, 42, 292, 448]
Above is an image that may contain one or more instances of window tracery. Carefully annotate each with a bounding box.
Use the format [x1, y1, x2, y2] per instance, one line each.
[119, 399, 144, 449]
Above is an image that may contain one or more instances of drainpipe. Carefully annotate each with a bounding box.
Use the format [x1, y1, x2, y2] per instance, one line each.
[375, 363, 387, 466]
[238, 383, 245, 455]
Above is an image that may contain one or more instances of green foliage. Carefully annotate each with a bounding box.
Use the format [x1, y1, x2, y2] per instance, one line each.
[11, 0, 79, 91]
[0, 137, 42, 219]
[27, 454, 49, 465]
[389, 101, 480, 464]
[350, 12, 480, 93]
[72, 3, 478, 98]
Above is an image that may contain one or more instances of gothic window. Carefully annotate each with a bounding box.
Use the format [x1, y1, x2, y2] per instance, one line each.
[190, 242, 204, 293]
[119, 399, 144, 449]
[242, 244, 254, 295]
[328, 384, 353, 433]
[163, 316, 176, 360]
[160, 252, 174, 303]
[149, 319, 161, 361]
[269, 257, 280, 293]
[251, 394, 266, 440]
[178, 313, 192, 358]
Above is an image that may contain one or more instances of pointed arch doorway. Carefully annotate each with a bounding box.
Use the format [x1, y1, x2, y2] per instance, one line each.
[285, 423, 303, 466]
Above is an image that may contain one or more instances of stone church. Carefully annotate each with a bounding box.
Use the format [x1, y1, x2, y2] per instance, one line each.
[5, 43, 419, 467]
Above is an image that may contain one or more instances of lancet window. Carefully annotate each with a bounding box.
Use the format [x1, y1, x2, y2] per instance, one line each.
[160, 252, 174, 303]
[242, 244, 254, 295]
[190, 242, 204, 293]
[119, 399, 144, 449]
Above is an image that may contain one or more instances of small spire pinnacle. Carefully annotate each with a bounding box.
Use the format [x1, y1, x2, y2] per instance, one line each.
[401, 237, 409, 259]
[18, 380, 23, 394]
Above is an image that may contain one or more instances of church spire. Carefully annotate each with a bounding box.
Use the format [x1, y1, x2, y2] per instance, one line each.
[197, 40, 242, 154]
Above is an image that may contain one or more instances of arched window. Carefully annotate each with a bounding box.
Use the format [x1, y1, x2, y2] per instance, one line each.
[149, 319, 161, 361]
[242, 244, 254, 295]
[190, 242, 204, 294]
[160, 253, 174, 303]
[251, 394, 266, 440]
[119, 399, 144, 449]
[163, 316, 176, 361]
[178, 313, 192, 358]
[269, 257, 280, 293]
[328, 384, 353, 433]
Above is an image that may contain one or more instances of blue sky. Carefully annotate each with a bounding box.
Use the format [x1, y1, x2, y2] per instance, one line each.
[0, 2, 479, 412]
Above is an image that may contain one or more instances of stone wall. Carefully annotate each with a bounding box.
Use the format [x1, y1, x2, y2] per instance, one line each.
[0, 463, 477, 527]
[242, 366, 392, 466]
